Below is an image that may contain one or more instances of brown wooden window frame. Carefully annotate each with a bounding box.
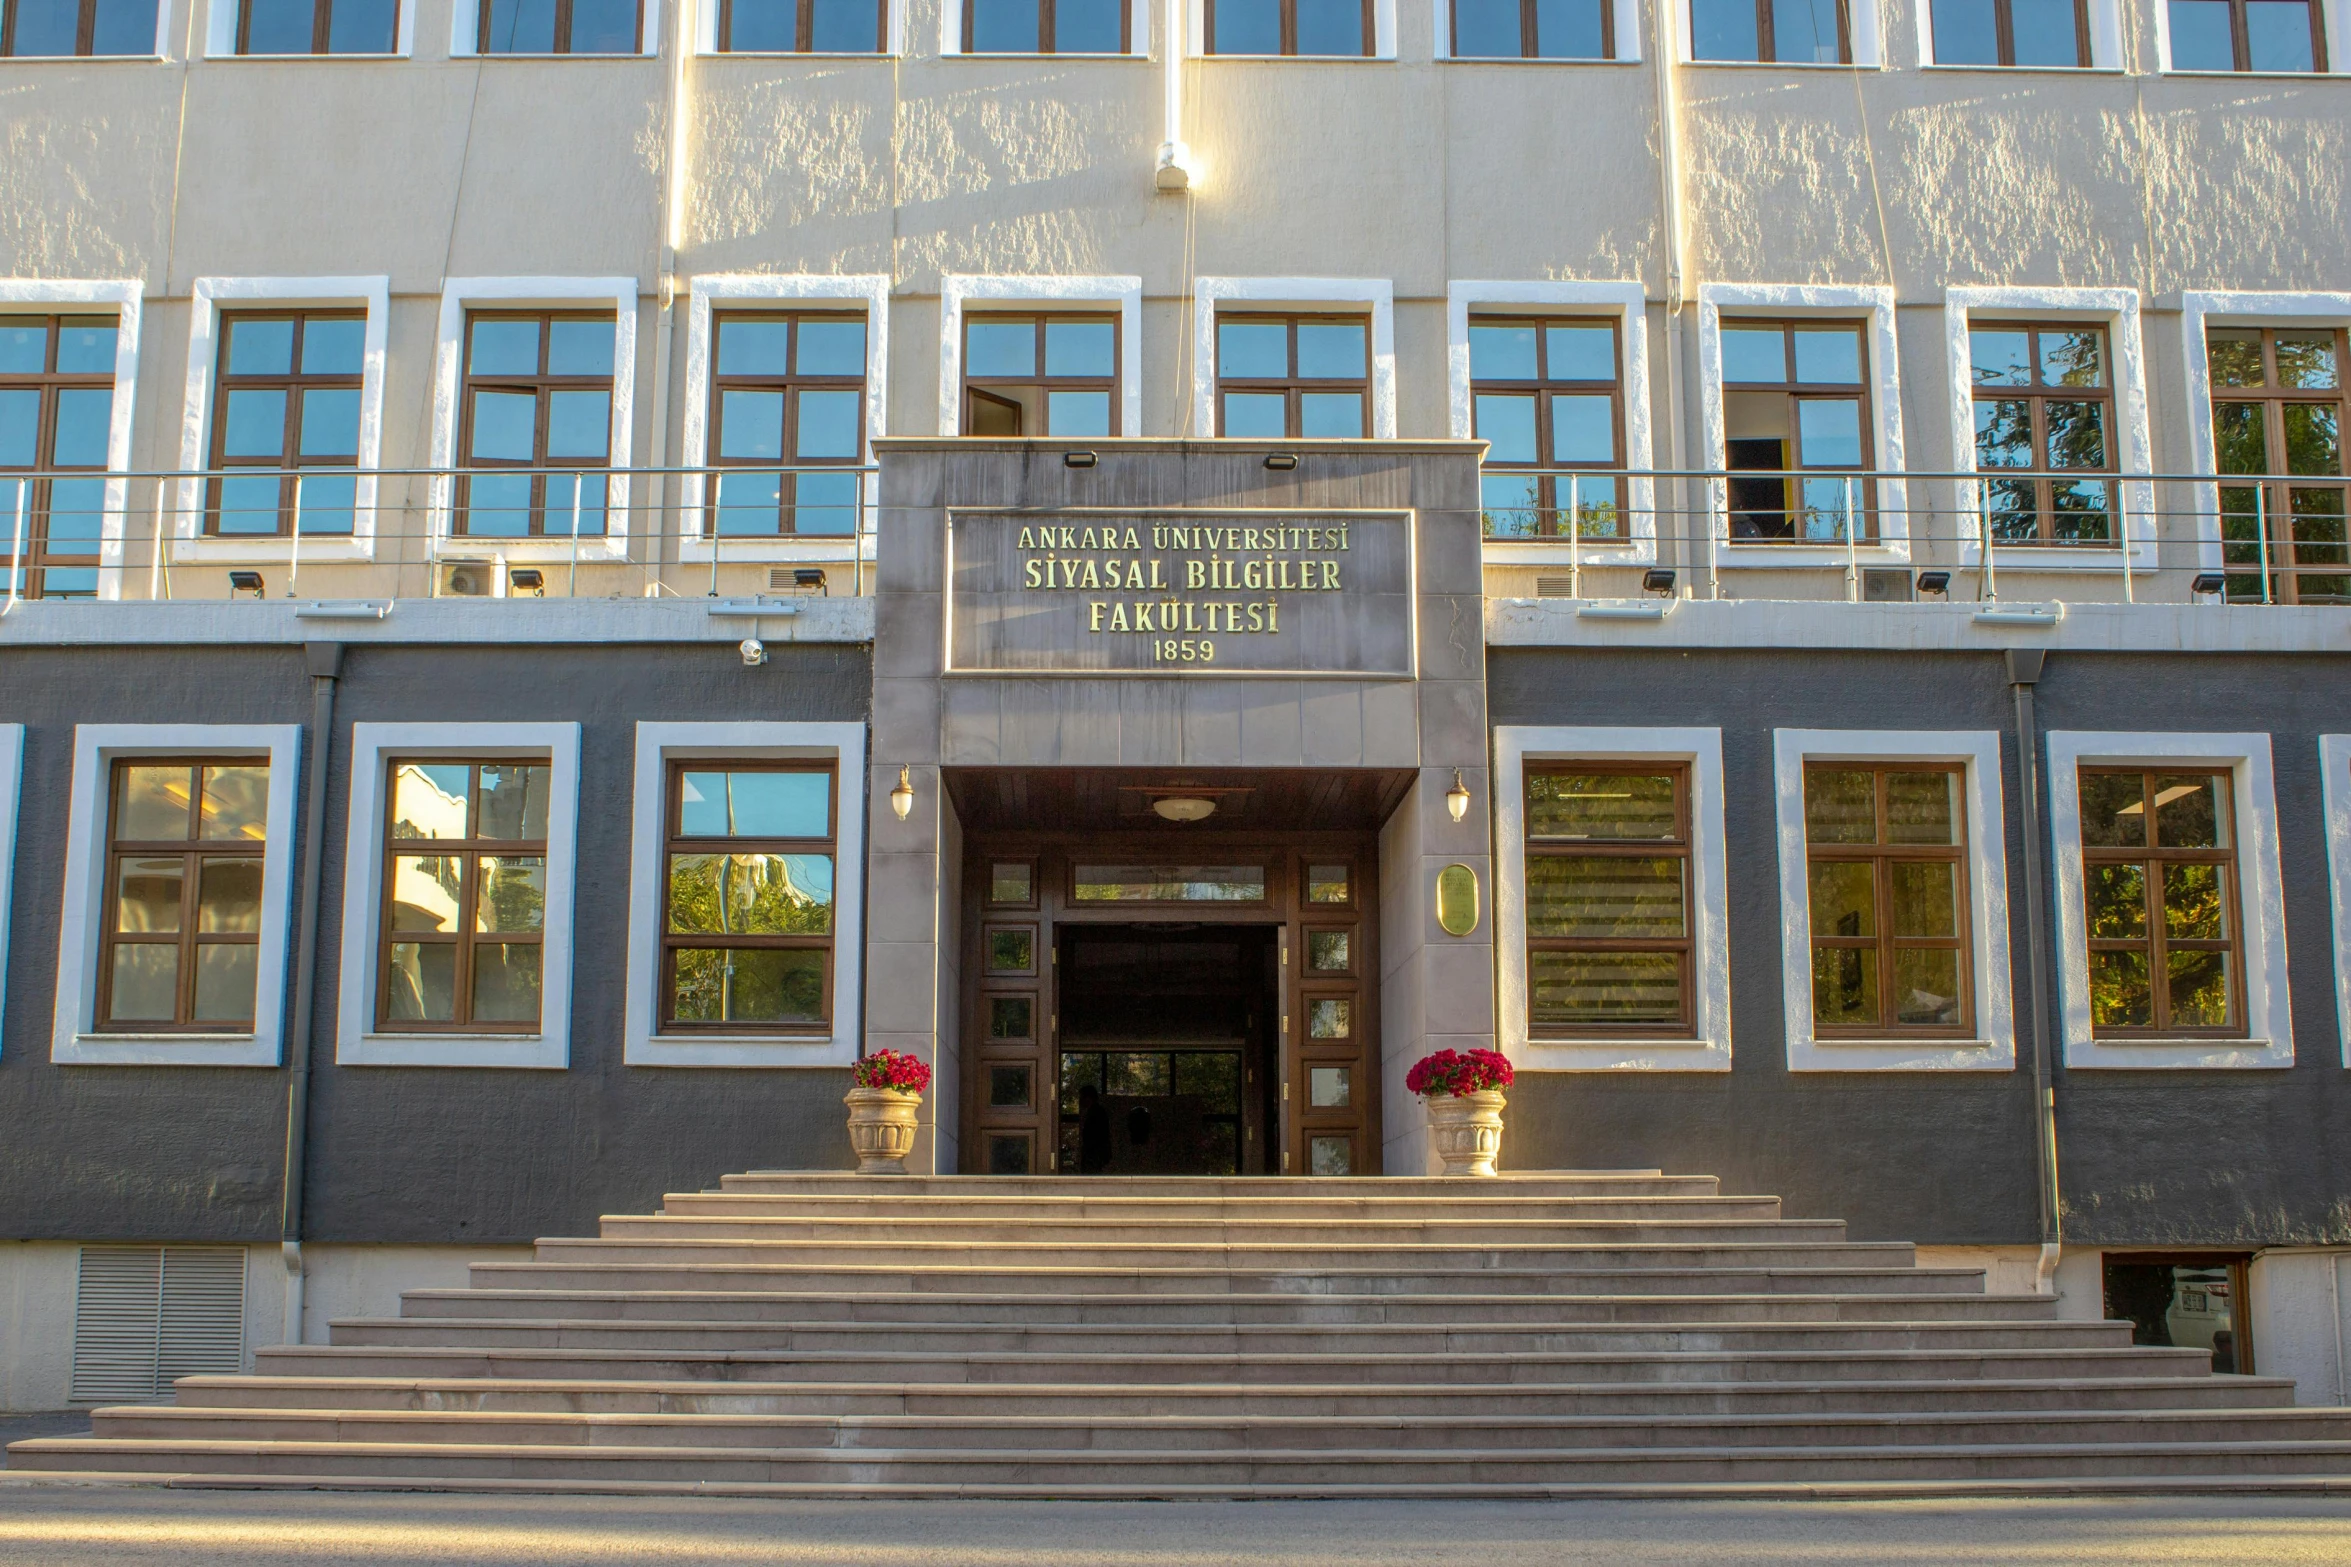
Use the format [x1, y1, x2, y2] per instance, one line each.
[235, 0, 401, 53]
[961, 311, 1122, 439]
[1469, 313, 1626, 540]
[2165, 0, 2327, 72]
[1803, 763, 1974, 1039]
[97, 758, 270, 1034]
[478, 0, 643, 52]
[377, 757, 549, 1036]
[1522, 762, 1695, 1039]
[2078, 766, 2247, 1039]
[1930, 0, 2090, 65]
[706, 308, 868, 539]
[1214, 313, 1373, 440]
[456, 309, 616, 539]
[658, 760, 838, 1036]
[1721, 316, 1876, 544]
[1, 0, 156, 54]
[0, 312, 117, 601]
[206, 310, 365, 540]
[1203, 0, 1375, 55]
[716, 0, 888, 50]
[2208, 324, 2349, 605]
[959, 0, 1129, 52]
[1693, 0, 1851, 61]
[1970, 319, 2119, 547]
[1448, 0, 1613, 57]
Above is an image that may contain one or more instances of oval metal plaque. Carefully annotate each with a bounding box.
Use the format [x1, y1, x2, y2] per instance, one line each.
[1435, 864, 1479, 937]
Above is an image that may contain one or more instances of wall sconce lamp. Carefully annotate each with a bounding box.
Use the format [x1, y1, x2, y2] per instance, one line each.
[1446, 768, 1471, 824]
[890, 765, 914, 821]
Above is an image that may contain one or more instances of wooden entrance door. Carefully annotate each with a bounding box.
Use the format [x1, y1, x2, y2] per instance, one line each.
[960, 837, 1378, 1175]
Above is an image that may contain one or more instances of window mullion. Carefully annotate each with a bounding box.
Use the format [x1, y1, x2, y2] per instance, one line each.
[179, 846, 202, 1026]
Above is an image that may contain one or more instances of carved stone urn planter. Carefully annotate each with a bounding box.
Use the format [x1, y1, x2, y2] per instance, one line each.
[845, 1049, 932, 1175]
[1422, 1088, 1508, 1178]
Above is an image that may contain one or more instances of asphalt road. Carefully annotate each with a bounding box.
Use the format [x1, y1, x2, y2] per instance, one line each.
[0, 1489, 2349, 1566]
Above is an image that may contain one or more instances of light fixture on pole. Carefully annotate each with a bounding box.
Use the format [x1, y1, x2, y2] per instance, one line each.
[1446, 769, 1471, 824]
[890, 766, 914, 821]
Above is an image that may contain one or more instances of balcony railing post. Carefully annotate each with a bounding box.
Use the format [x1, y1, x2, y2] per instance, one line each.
[2256, 484, 2274, 605]
[709, 472, 722, 599]
[1567, 473, 1581, 600]
[2117, 480, 2133, 605]
[1843, 475, 1858, 602]
[569, 475, 583, 599]
[150, 476, 166, 601]
[1978, 476, 1997, 603]
[287, 472, 304, 597]
[8, 479, 25, 609]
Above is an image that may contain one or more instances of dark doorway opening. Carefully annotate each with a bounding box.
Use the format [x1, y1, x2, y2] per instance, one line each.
[1055, 924, 1280, 1175]
[2102, 1252, 2254, 1373]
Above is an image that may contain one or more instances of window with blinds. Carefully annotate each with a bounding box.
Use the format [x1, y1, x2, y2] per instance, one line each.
[69, 1245, 247, 1402]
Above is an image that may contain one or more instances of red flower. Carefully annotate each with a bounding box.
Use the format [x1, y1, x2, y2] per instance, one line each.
[1404, 1047, 1513, 1099]
[853, 1049, 933, 1095]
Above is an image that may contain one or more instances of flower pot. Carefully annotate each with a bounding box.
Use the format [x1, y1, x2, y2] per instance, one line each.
[1423, 1088, 1506, 1177]
[844, 1085, 921, 1174]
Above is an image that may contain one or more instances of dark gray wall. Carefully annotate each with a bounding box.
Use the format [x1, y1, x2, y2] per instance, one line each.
[1490, 647, 2351, 1250]
[0, 643, 868, 1246]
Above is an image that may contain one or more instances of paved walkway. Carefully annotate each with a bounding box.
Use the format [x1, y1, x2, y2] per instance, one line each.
[0, 1489, 2348, 1565]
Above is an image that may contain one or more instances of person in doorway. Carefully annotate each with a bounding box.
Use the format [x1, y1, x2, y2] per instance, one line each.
[1077, 1084, 1112, 1174]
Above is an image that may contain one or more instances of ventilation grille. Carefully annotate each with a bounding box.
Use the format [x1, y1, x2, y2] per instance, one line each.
[1534, 575, 1580, 598]
[70, 1246, 247, 1402]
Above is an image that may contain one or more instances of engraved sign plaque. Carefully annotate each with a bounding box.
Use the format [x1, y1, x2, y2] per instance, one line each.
[945, 509, 1416, 677]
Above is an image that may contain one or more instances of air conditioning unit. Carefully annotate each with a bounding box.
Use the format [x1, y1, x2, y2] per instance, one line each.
[437, 559, 497, 598]
[1861, 567, 1914, 603]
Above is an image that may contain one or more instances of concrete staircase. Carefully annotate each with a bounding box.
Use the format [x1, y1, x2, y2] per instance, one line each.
[15, 1171, 2351, 1497]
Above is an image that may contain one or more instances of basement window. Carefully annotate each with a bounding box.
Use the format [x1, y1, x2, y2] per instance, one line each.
[2102, 1253, 2252, 1373]
[70, 1246, 247, 1402]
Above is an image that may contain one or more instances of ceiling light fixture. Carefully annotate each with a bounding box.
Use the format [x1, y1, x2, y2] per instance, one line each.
[1153, 796, 1216, 822]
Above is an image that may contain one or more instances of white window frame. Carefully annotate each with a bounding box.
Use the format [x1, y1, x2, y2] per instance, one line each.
[1192, 276, 1397, 440]
[0, 726, 21, 1058]
[1942, 286, 2153, 571]
[205, 0, 417, 54]
[1494, 725, 1732, 1072]
[173, 276, 390, 566]
[2047, 730, 2292, 1070]
[1915, 0, 2121, 66]
[937, 0, 1147, 53]
[2177, 290, 2351, 576]
[940, 274, 1144, 438]
[1448, 279, 1657, 566]
[679, 273, 889, 565]
[2324, 735, 2351, 1068]
[455, 0, 664, 53]
[1771, 729, 2016, 1072]
[699, 0, 905, 50]
[334, 722, 582, 1070]
[1433, 0, 1640, 56]
[1681, 0, 1882, 63]
[1190, 0, 1396, 54]
[51, 724, 304, 1068]
[0, 279, 143, 601]
[1696, 281, 1911, 565]
[2154, 0, 2347, 73]
[622, 722, 867, 1067]
[428, 278, 636, 562]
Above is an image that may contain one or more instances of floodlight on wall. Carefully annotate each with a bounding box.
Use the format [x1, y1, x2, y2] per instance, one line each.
[509, 568, 545, 597]
[1152, 796, 1216, 822]
[1446, 769, 1471, 824]
[1063, 450, 1098, 469]
[890, 766, 914, 822]
[228, 570, 265, 600]
[794, 568, 828, 595]
[2191, 572, 2227, 595]
[1642, 568, 1676, 596]
[1916, 571, 1951, 596]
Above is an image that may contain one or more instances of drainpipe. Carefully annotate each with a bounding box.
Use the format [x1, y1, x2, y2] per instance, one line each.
[2007, 648, 2063, 1295]
[1650, 0, 1699, 593]
[279, 641, 343, 1344]
[648, 0, 694, 582]
[1154, 0, 1195, 190]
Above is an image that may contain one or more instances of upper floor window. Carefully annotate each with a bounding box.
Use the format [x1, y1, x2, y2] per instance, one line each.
[709, 310, 864, 537]
[209, 312, 364, 539]
[1929, 0, 2087, 65]
[2168, 0, 2325, 71]
[481, 0, 638, 52]
[1, 0, 155, 54]
[1523, 765, 1693, 1037]
[2210, 325, 2346, 604]
[1691, 0, 1847, 61]
[381, 759, 549, 1033]
[0, 313, 115, 600]
[1206, 0, 1371, 55]
[963, 313, 1119, 437]
[1803, 764, 1970, 1036]
[1216, 315, 1369, 438]
[458, 311, 614, 537]
[101, 761, 270, 1032]
[238, 0, 398, 52]
[663, 764, 837, 1032]
[1471, 315, 1623, 540]
[1721, 318, 1871, 541]
[1972, 321, 2115, 546]
[718, 0, 886, 49]
[1451, 0, 1610, 55]
[965, 0, 1123, 50]
[2077, 768, 2242, 1037]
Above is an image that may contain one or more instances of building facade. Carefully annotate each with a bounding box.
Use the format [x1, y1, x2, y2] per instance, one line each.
[5, 0, 2351, 1419]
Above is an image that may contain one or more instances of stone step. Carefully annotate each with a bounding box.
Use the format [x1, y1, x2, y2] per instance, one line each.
[77, 1404, 2351, 1455]
[19, 1435, 2351, 1486]
[596, 1216, 1838, 1246]
[244, 1342, 2220, 1386]
[715, 1173, 1703, 1198]
[659, 1193, 1783, 1222]
[398, 1288, 2061, 1326]
[529, 1238, 1910, 1272]
[163, 1372, 2301, 1419]
[465, 1261, 1988, 1299]
[321, 1316, 2139, 1356]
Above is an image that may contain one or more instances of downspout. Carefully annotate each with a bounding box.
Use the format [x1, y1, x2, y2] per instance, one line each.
[1154, 0, 1195, 190]
[648, 0, 694, 588]
[278, 640, 343, 1344]
[2007, 648, 2063, 1295]
[1650, 0, 1700, 593]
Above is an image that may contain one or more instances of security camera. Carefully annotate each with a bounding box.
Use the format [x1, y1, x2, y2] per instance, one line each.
[738, 637, 767, 667]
